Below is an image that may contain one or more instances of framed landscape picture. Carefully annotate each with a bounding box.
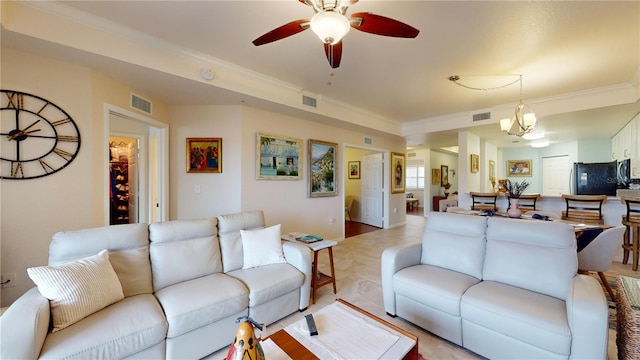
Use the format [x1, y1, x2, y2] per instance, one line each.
[308, 139, 338, 197]
[470, 154, 479, 173]
[391, 152, 406, 194]
[432, 168, 441, 185]
[507, 159, 532, 177]
[186, 137, 221, 173]
[256, 133, 302, 180]
[441, 165, 449, 186]
[348, 161, 360, 179]
[489, 160, 496, 182]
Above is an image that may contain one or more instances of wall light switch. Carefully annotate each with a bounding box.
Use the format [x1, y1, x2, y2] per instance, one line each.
[194, 185, 201, 194]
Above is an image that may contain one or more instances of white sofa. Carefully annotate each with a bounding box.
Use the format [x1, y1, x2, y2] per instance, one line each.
[0, 210, 312, 359]
[382, 212, 609, 359]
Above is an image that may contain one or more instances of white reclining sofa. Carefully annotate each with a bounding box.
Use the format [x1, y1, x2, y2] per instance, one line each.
[382, 212, 609, 359]
[1, 210, 312, 359]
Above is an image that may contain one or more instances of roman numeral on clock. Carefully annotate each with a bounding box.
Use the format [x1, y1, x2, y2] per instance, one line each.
[53, 148, 74, 161]
[39, 159, 56, 174]
[58, 135, 79, 142]
[5, 92, 24, 109]
[11, 162, 24, 178]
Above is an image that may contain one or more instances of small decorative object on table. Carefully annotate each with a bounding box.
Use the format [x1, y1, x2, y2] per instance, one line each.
[227, 316, 265, 360]
[504, 179, 530, 218]
[443, 182, 452, 197]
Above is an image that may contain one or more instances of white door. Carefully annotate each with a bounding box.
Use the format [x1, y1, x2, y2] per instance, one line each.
[542, 155, 570, 196]
[361, 153, 383, 228]
[127, 140, 139, 223]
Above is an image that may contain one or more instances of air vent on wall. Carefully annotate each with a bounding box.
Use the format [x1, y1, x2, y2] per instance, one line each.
[472, 112, 491, 122]
[408, 152, 417, 157]
[302, 95, 317, 108]
[131, 93, 152, 115]
[363, 137, 373, 145]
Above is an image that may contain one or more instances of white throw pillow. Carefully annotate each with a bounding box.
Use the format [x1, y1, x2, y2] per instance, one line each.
[27, 249, 124, 332]
[241, 224, 287, 269]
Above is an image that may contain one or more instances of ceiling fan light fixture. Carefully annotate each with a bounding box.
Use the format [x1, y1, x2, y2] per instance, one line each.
[310, 10, 351, 45]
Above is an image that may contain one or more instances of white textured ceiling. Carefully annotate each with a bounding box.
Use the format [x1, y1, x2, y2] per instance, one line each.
[3, 0, 639, 149]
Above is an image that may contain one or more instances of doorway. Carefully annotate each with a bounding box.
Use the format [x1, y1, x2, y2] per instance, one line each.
[344, 146, 384, 236]
[105, 105, 168, 225]
[109, 137, 139, 224]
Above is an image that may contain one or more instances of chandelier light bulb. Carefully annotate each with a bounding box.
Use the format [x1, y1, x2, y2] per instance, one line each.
[310, 10, 351, 45]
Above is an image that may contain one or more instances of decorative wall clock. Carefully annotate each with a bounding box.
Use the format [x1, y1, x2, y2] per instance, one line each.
[0, 90, 81, 179]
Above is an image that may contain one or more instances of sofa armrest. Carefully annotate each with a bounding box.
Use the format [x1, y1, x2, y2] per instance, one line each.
[282, 241, 312, 310]
[566, 274, 608, 360]
[381, 243, 422, 315]
[1, 287, 50, 359]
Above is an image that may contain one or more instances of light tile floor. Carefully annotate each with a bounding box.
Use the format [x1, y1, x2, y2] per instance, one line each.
[209, 215, 639, 359]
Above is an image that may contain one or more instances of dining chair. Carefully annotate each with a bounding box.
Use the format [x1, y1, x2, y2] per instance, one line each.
[507, 193, 540, 212]
[470, 192, 498, 211]
[577, 226, 625, 301]
[345, 196, 354, 221]
[620, 196, 640, 271]
[561, 194, 607, 225]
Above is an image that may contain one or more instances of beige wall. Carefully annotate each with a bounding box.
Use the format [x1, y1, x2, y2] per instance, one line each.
[0, 48, 170, 306]
[1, 47, 407, 307]
[169, 104, 407, 238]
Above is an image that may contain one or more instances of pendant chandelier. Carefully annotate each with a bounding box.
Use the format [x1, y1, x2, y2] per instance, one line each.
[499, 75, 537, 137]
[448, 74, 538, 138]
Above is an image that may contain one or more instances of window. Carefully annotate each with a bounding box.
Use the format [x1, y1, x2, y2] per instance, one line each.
[406, 165, 425, 189]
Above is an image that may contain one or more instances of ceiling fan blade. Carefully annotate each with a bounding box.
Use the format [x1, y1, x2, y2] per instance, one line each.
[252, 19, 310, 46]
[324, 41, 343, 68]
[350, 12, 419, 38]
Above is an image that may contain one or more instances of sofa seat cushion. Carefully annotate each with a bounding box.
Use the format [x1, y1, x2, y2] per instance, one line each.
[394, 264, 481, 316]
[461, 280, 571, 356]
[154, 273, 248, 338]
[228, 263, 304, 307]
[39, 294, 167, 359]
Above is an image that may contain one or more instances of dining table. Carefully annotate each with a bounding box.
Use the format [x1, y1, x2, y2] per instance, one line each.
[450, 209, 611, 252]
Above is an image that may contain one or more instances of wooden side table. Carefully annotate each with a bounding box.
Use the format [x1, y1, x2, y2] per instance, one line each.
[616, 275, 640, 360]
[282, 235, 337, 304]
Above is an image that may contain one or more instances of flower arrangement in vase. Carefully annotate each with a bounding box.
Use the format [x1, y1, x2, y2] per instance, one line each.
[503, 179, 530, 218]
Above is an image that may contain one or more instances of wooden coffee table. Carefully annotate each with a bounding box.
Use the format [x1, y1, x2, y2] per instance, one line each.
[265, 299, 419, 360]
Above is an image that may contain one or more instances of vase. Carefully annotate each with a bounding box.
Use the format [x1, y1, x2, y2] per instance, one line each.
[507, 198, 522, 218]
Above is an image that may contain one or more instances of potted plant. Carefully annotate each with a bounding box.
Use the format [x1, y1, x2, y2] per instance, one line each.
[503, 179, 530, 218]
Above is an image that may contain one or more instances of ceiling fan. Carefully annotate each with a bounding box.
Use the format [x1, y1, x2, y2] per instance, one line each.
[252, 0, 420, 68]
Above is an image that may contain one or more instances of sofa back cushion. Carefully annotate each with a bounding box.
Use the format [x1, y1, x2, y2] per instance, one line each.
[484, 217, 577, 300]
[149, 218, 221, 291]
[421, 212, 488, 279]
[217, 210, 266, 272]
[49, 223, 152, 297]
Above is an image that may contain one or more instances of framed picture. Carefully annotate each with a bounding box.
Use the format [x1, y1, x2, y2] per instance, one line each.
[391, 152, 406, 194]
[470, 154, 479, 173]
[431, 168, 441, 185]
[256, 133, 302, 180]
[489, 160, 496, 181]
[348, 161, 361, 179]
[507, 159, 532, 177]
[308, 139, 338, 197]
[186, 137, 222, 173]
[441, 165, 449, 186]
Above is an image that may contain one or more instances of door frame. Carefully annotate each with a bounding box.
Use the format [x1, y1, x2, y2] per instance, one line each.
[343, 143, 389, 231]
[103, 104, 168, 225]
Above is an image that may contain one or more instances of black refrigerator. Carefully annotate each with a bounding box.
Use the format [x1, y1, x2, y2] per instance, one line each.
[573, 161, 617, 196]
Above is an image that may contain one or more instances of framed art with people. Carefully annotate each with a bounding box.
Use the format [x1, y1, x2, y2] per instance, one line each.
[187, 137, 221, 173]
